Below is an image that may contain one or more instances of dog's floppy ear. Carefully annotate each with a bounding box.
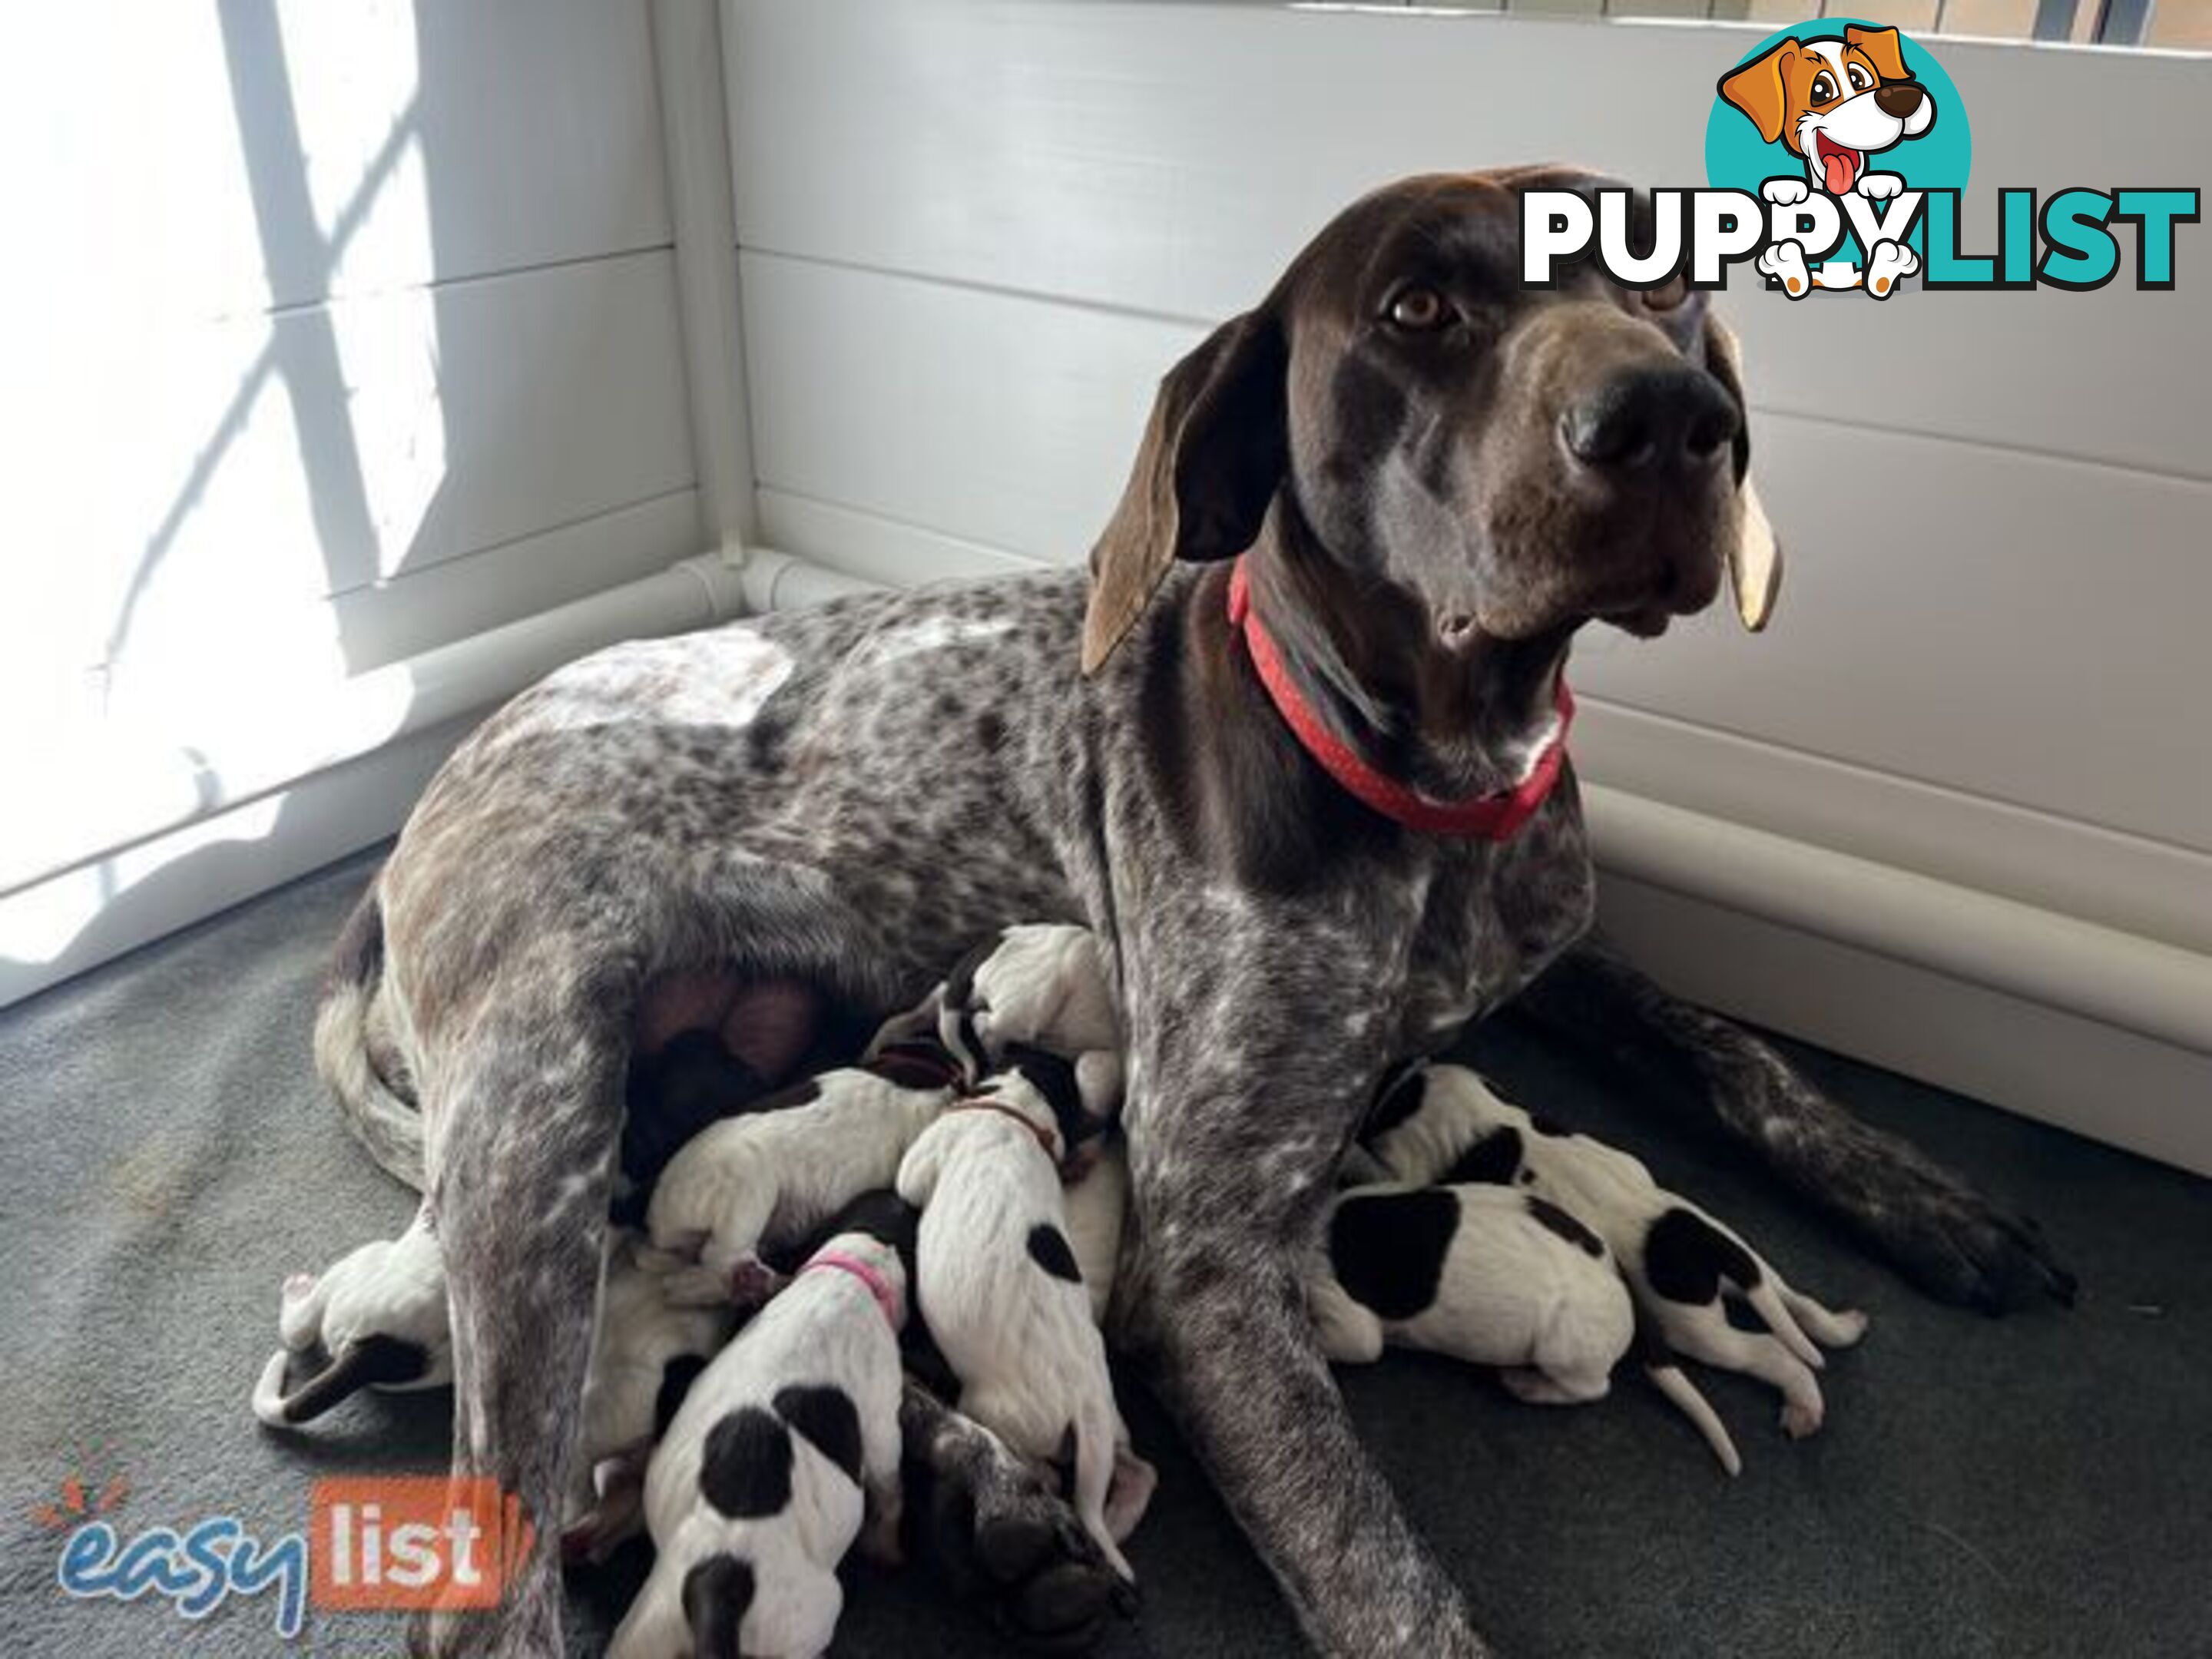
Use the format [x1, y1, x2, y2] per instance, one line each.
[1845, 25, 1909, 83]
[1717, 39, 1798, 147]
[1700, 315, 1782, 632]
[1081, 307, 1288, 674]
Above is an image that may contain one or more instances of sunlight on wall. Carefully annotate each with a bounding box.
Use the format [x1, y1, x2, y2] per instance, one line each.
[1, 2, 441, 923]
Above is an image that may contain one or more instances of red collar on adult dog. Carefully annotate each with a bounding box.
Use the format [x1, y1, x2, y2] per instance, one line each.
[1226, 557, 1574, 840]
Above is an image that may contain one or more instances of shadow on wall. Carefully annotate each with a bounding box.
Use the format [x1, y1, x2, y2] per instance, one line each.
[6, 2, 681, 999]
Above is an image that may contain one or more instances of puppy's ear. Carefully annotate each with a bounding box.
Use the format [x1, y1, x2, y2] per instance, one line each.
[1081, 307, 1288, 674]
[1701, 315, 1782, 632]
[1845, 25, 1909, 83]
[1717, 39, 1798, 147]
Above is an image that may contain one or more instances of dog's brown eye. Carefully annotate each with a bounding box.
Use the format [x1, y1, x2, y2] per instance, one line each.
[1810, 71, 1838, 104]
[1847, 63, 1873, 92]
[1644, 276, 1690, 313]
[1386, 287, 1450, 332]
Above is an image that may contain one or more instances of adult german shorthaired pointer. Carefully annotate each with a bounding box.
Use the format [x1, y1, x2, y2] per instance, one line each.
[316, 167, 2071, 1656]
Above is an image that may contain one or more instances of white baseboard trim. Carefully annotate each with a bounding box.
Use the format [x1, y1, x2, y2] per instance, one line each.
[0, 719, 472, 1009]
[1599, 873, 2212, 1178]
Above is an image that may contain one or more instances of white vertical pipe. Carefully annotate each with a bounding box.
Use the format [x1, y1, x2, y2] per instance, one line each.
[650, 0, 757, 555]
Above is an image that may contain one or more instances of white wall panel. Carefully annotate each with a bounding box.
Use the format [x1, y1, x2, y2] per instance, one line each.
[726, 0, 2212, 482]
[8, 250, 694, 706]
[2, 0, 670, 329]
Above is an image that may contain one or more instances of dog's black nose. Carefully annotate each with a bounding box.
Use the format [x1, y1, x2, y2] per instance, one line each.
[1559, 366, 1739, 475]
[1876, 81, 1926, 119]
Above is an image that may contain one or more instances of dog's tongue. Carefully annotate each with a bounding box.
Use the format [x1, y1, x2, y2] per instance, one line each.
[1822, 147, 1859, 195]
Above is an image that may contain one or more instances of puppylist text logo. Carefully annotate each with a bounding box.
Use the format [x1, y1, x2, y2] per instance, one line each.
[45, 1472, 535, 1641]
[1522, 18, 2197, 300]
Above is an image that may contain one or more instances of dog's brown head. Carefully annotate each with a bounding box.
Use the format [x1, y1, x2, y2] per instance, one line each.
[1082, 167, 1778, 680]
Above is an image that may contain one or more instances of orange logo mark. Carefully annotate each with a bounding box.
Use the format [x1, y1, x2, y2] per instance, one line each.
[309, 1477, 535, 1611]
[32, 1472, 129, 1531]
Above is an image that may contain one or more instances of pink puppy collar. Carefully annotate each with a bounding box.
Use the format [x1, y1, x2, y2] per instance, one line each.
[803, 1250, 902, 1331]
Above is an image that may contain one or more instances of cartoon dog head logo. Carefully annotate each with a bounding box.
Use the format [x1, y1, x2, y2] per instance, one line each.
[1707, 22, 1969, 299]
[1718, 27, 1936, 201]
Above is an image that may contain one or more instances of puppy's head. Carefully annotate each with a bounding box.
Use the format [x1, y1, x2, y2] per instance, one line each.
[1082, 169, 1777, 764]
[810, 1189, 921, 1289]
[1719, 28, 1935, 193]
[998, 1043, 1111, 1177]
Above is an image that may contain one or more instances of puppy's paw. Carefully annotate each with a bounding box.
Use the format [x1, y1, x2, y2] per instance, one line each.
[905, 1394, 1137, 1651]
[1866, 240, 1919, 298]
[1757, 241, 1813, 299]
[1761, 176, 1811, 206]
[1780, 1394, 1825, 1440]
[1857, 172, 1906, 201]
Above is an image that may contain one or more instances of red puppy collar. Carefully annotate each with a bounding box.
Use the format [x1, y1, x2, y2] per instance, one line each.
[1226, 558, 1574, 840]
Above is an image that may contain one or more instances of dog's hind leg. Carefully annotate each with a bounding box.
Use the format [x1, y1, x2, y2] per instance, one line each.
[1515, 934, 2076, 1313]
[411, 988, 625, 1658]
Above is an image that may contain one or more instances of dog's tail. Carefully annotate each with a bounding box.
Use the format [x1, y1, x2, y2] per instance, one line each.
[1644, 1361, 1743, 1477]
[314, 883, 426, 1190]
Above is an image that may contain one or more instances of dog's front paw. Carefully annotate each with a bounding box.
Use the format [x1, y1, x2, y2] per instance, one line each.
[1761, 177, 1810, 207]
[904, 1390, 1137, 1652]
[1757, 241, 1813, 298]
[1857, 172, 1906, 202]
[1829, 1124, 2075, 1314]
[1866, 240, 1920, 297]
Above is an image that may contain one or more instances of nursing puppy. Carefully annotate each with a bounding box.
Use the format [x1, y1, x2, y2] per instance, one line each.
[896, 1063, 1141, 1581]
[647, 1045, 964, 1307]
[250, 1204, 449, 1426]
[609, 1224, 909, 1659]
[937, 923, 1127, 1123]
[561, 1230, 737, 1561]
[1366, 1061, 1869, 1437]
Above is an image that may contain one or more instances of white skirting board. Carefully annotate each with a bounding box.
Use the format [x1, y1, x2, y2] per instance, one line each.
[1598, 874, 2212, 1178]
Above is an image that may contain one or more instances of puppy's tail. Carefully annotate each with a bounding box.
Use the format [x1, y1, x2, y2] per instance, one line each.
[1644, 1360, 1743, 1477]
[1632, 1321, 1740, 1476]
[314, 884, 426, 1190]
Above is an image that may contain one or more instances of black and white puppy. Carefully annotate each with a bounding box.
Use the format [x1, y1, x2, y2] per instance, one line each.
[561, 1230, 737, 1561]
[608, 1224, 909, 1659]
[647, 1046, 964, 1307]
[896, 1061, 1147, 1581]
[1366, 1062, 1868, 1438]
[1307, 1182, 1740, 1472]
[250, 1204, 449, 1426]
[935, 923, 1127, 1123]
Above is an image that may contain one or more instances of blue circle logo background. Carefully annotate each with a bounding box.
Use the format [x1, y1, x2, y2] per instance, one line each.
[1705, 19, 1970, 261]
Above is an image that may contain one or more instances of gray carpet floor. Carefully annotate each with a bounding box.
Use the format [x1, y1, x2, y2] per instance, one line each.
[2, 847, 2207, 1657]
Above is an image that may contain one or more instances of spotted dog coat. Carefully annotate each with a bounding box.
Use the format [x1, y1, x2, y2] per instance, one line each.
[1366, 1061, 1869, 1439]
[647, 1058, 961, 1309]
[561, 1230, 736, 1560]
[940, 922, 1128, 1123]
[897, 1071, 1140, 1581]
[608, 1230, 907, 1659]
[250, 1203, 449, 1426]
[315, 168, 2071, 1657]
